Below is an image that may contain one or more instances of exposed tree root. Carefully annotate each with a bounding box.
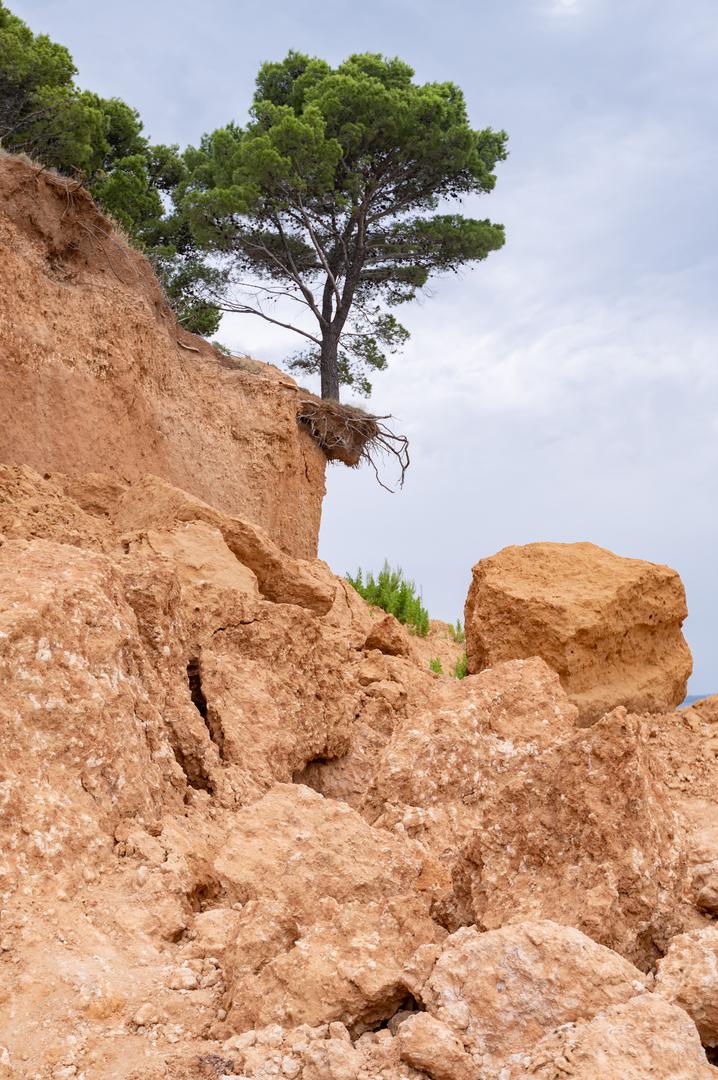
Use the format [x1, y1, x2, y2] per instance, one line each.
[297, 398, 410, 491]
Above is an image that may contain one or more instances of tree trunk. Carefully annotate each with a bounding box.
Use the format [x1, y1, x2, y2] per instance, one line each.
[319, 334, 340, 401]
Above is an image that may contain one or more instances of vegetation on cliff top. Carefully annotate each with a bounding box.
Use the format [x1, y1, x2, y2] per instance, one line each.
[0, 0, 221, 335]
[0, 3, 508, 402]
[183, 51, 507, 399]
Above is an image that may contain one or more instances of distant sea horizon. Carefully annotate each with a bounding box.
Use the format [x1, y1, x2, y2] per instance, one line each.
[682, 693, 713, 707]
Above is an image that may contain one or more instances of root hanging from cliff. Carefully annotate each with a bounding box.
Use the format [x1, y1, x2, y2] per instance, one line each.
[297, 398, 410, 491]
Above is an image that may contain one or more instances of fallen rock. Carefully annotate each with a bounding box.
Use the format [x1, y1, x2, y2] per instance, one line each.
[114, 475, 336, 613]
[464, 541, 692, 723]
[0, 538, 186, 888]
[507, 992, 718, 1079]
[363, 612, 412, 657]
[196, 606, 358, 803]
[296, 651, 437, 809]
[363, 657, 577, 869]
[404, 921, 650, 1070]
[215, 785, 445, 1034]
[655, 927, 718, 1046]
[630, 696, 718, 919]
[128, 520, 260, 599]
[451, 708, 687, 968]
[397, 1013, 475, 1080]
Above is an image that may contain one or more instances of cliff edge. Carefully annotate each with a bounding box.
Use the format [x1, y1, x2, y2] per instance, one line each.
[0, 153, 326, 558]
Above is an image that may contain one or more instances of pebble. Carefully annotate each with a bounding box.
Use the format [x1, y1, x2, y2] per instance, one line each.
[223, 1030, 257, 1052]
[167, 967, 198, 990]
[132, 1002, 162, 1027]
[256, 1023, 284, 1047]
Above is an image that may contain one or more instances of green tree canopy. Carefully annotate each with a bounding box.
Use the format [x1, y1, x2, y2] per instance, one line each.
[182, 50, 507, 398]
[0, 1, 220, 335]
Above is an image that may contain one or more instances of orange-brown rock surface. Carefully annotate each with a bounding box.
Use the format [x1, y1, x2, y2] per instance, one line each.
[656, 927, 718, 1046]
[465, 540, 692, 722]
[2, 165, 717, 1078]
[402, 921, 651, 1072]
[451, 707, 687, 969]
[507, 993, 717, 1079]
[362, 657, 577, 872]
[1, 464, 716, 1078]
[0, 155, 325, 558]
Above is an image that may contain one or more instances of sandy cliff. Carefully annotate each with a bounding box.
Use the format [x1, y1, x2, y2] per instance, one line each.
[0, 154, 326, 558]
[1, 160, 717, 1080]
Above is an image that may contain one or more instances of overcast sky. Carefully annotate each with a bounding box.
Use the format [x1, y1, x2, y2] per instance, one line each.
[15, 0, 717, 690]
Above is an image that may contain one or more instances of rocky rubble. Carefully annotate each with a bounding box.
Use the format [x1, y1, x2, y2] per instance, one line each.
[4, 152, 718, 1079]
[451, 707, 688, 969]
[0, 461, 716, 1080]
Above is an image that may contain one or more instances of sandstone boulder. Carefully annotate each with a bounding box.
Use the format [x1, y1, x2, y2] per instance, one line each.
[464, 541, 692, 723]
[214, 785, 445, 1034]
[397, 1013, 475, 1080]
[195, 604, 358, 804]
[655, 927, 718, 1046]
[636, 696, 718, 918]
[363, 657, 577, 869]
[0, 538, 186, 889]
[363, 612, 413, 657]
[451, 708, 687, 968]
[295, 650, 437, 809]
[403, 921, 650, 1071]
[507, 993, 717, 1079]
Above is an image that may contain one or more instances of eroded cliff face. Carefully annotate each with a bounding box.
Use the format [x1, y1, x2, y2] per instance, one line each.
[0, 154, 326, 558]
[2, 162, 718, 1080]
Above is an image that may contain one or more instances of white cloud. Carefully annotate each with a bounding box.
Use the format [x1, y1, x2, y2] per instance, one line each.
[546, 0, 582, 15]
[29, 0, 714, 689]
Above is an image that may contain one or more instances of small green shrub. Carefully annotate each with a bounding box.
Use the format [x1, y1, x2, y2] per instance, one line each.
[453, 653, 469, 679]
[448, 618, 465, 643]
[346, 561, 430, 637]
[429, 657, 443, 674]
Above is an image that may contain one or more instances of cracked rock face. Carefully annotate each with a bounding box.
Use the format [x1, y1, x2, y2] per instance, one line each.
[214, 784, 445, 1034]
[0, 467, 715, 1077]
[0, 154, 326, 559]
[362, 657, 577, 872]
[451, 707, 688, 969]
[402, 922, 651, 1070]
[505, 993, 718, 1080]
[464, 540, 692, 723]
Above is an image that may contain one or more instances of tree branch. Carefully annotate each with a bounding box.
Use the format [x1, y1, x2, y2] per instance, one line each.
[295, 193, 343, 307]
[216, 300, 321, 344]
